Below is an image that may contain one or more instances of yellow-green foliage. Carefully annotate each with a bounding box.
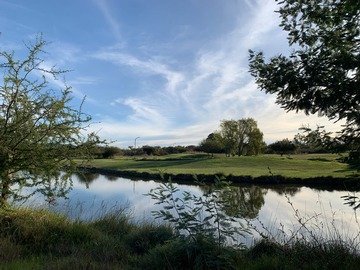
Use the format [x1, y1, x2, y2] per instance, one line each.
[0, 207, 99, 252]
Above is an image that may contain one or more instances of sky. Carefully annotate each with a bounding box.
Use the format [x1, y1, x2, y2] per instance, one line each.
[0, 0, 344, 148]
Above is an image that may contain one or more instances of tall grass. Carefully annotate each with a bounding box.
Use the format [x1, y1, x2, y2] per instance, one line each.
[244, 193, 360, 269]
[0, 205, 174, 269]
[1, 195, 360, 269]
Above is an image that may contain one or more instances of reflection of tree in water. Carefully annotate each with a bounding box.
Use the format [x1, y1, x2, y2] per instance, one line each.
[269, 186, 301, 197]
[75, 172, 100, 188]
[104, 175, 119, 181]
[199, 184, 267, 219]
[224, 185, 267, 219]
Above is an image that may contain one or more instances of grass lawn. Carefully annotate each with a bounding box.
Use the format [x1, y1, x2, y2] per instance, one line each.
[86, 153, 359, 179]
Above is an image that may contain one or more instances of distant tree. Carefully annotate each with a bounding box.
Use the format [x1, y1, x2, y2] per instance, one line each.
[247, 127, 265, 156]
[142, 145, 155, 156]
[293, 125, 348, 154]
[0, 36, 101, 206]
[220, 118, 264, 156]
[163, 145, 187, 155]
[268, 139, 296, 156]
[249, 0, 360, 161]
[199, 132, 224, 157]
[185, 145, 197, 152]
[141, 145, 165, 156]
[220, 120, 238, 157]
[102, 146, 122, 158]
[293, 125, 330, 153]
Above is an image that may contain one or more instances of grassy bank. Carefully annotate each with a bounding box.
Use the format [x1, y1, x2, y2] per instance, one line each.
[1, 206, 360, 269]
[85, 153, 359, 179]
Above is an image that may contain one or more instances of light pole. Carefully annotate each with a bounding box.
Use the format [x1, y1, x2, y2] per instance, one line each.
[134, 137, 140, 148]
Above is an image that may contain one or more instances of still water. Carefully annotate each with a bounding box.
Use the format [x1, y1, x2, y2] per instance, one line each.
[29, 173, 360, 245]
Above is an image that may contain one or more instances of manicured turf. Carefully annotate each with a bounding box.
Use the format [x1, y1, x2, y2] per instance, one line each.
[86, 153, 359, 179]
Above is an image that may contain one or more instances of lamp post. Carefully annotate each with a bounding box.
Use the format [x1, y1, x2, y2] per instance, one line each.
[134, 137, 140, 148]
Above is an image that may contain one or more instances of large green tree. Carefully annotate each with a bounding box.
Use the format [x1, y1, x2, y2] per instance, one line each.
[220, 118, 264, 156]
[0, 36, 101, 206]
[249, 0, 360, 157]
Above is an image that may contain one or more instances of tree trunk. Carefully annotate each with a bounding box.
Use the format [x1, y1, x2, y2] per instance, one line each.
[0, 173, 11, 207]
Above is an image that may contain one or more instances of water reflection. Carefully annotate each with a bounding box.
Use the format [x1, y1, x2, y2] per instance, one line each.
[224, 185, 267, 219]
[74, 172, 100, 188]
[43, 173, 360, 245]
[269, 185, 301, 196]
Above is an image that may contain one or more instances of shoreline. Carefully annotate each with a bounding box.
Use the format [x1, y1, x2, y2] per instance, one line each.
[78, 166, 360, 191]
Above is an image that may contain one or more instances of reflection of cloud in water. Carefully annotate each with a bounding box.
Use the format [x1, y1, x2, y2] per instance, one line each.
[254, 188, 360, 243]
[23, 173, 360, 245]
[54, 175, 204, 222]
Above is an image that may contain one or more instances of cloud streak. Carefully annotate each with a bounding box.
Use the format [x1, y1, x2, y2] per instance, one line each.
[94, 0, 123, 43]
[87, 0, 343, 147]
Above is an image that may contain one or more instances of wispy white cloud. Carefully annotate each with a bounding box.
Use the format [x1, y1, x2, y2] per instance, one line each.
[94, 0, 123, 43]
[69, 76, 98, 86]
[88, 0, 343, 146]
[94, 50, 185, 94]
[122, 97, 169, 126]
[37, 61, 97, 105]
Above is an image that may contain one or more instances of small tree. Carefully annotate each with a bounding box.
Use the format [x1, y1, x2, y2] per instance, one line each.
[0, 36, 101, 206]
[147, 176, 250, 267]
[199, 132, 224, 157]
[102, 146, 122, 158]
[268, 139, 296, 156]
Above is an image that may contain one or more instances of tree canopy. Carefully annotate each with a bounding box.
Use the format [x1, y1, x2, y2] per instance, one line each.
[268, 139, 297, 156]
[220, 118, 264, 156]
[199, 132, 224, 157]
[0, 36, 101, 206]
[249, 0, 360, 156]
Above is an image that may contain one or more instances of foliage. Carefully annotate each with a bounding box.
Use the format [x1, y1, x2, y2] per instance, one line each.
[0, 35, 101, 206]
[249, 0, 360, 159]
[268, 139, 297, 156]
[147, 176, 251, 260]
[220, 185, 266, 219]
[101, 146, 122, 158]
[115, 145, 189, 157]
[198, 132, 225, 157]
[293, 125, 346, 154]
[220, 118, 264, 156]
[141, 145, 166, 156]
[1, 206, 360, 269]
[341, 194, 360, 211]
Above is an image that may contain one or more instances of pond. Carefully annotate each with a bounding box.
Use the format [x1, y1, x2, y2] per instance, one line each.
[26, 172, 360, 246]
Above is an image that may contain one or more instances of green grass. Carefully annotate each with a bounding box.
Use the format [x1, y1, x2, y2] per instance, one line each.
[86, 153, 359, 179]
[1, 207, 360, 269]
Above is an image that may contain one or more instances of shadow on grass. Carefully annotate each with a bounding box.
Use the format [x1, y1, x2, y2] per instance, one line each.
[137, 154, 209, 161]
[307, 158, 332, 162]
[333, 162, 360, 178]
[126, 154, 210, 169]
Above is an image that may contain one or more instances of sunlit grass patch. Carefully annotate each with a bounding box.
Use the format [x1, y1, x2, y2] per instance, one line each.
[86, 153, 356, 179]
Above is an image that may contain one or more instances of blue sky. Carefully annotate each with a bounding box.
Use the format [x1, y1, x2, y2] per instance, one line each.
[0, 0, 343, 148]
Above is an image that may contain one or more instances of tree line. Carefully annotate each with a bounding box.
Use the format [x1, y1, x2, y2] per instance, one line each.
[94, 119, 345, 159]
